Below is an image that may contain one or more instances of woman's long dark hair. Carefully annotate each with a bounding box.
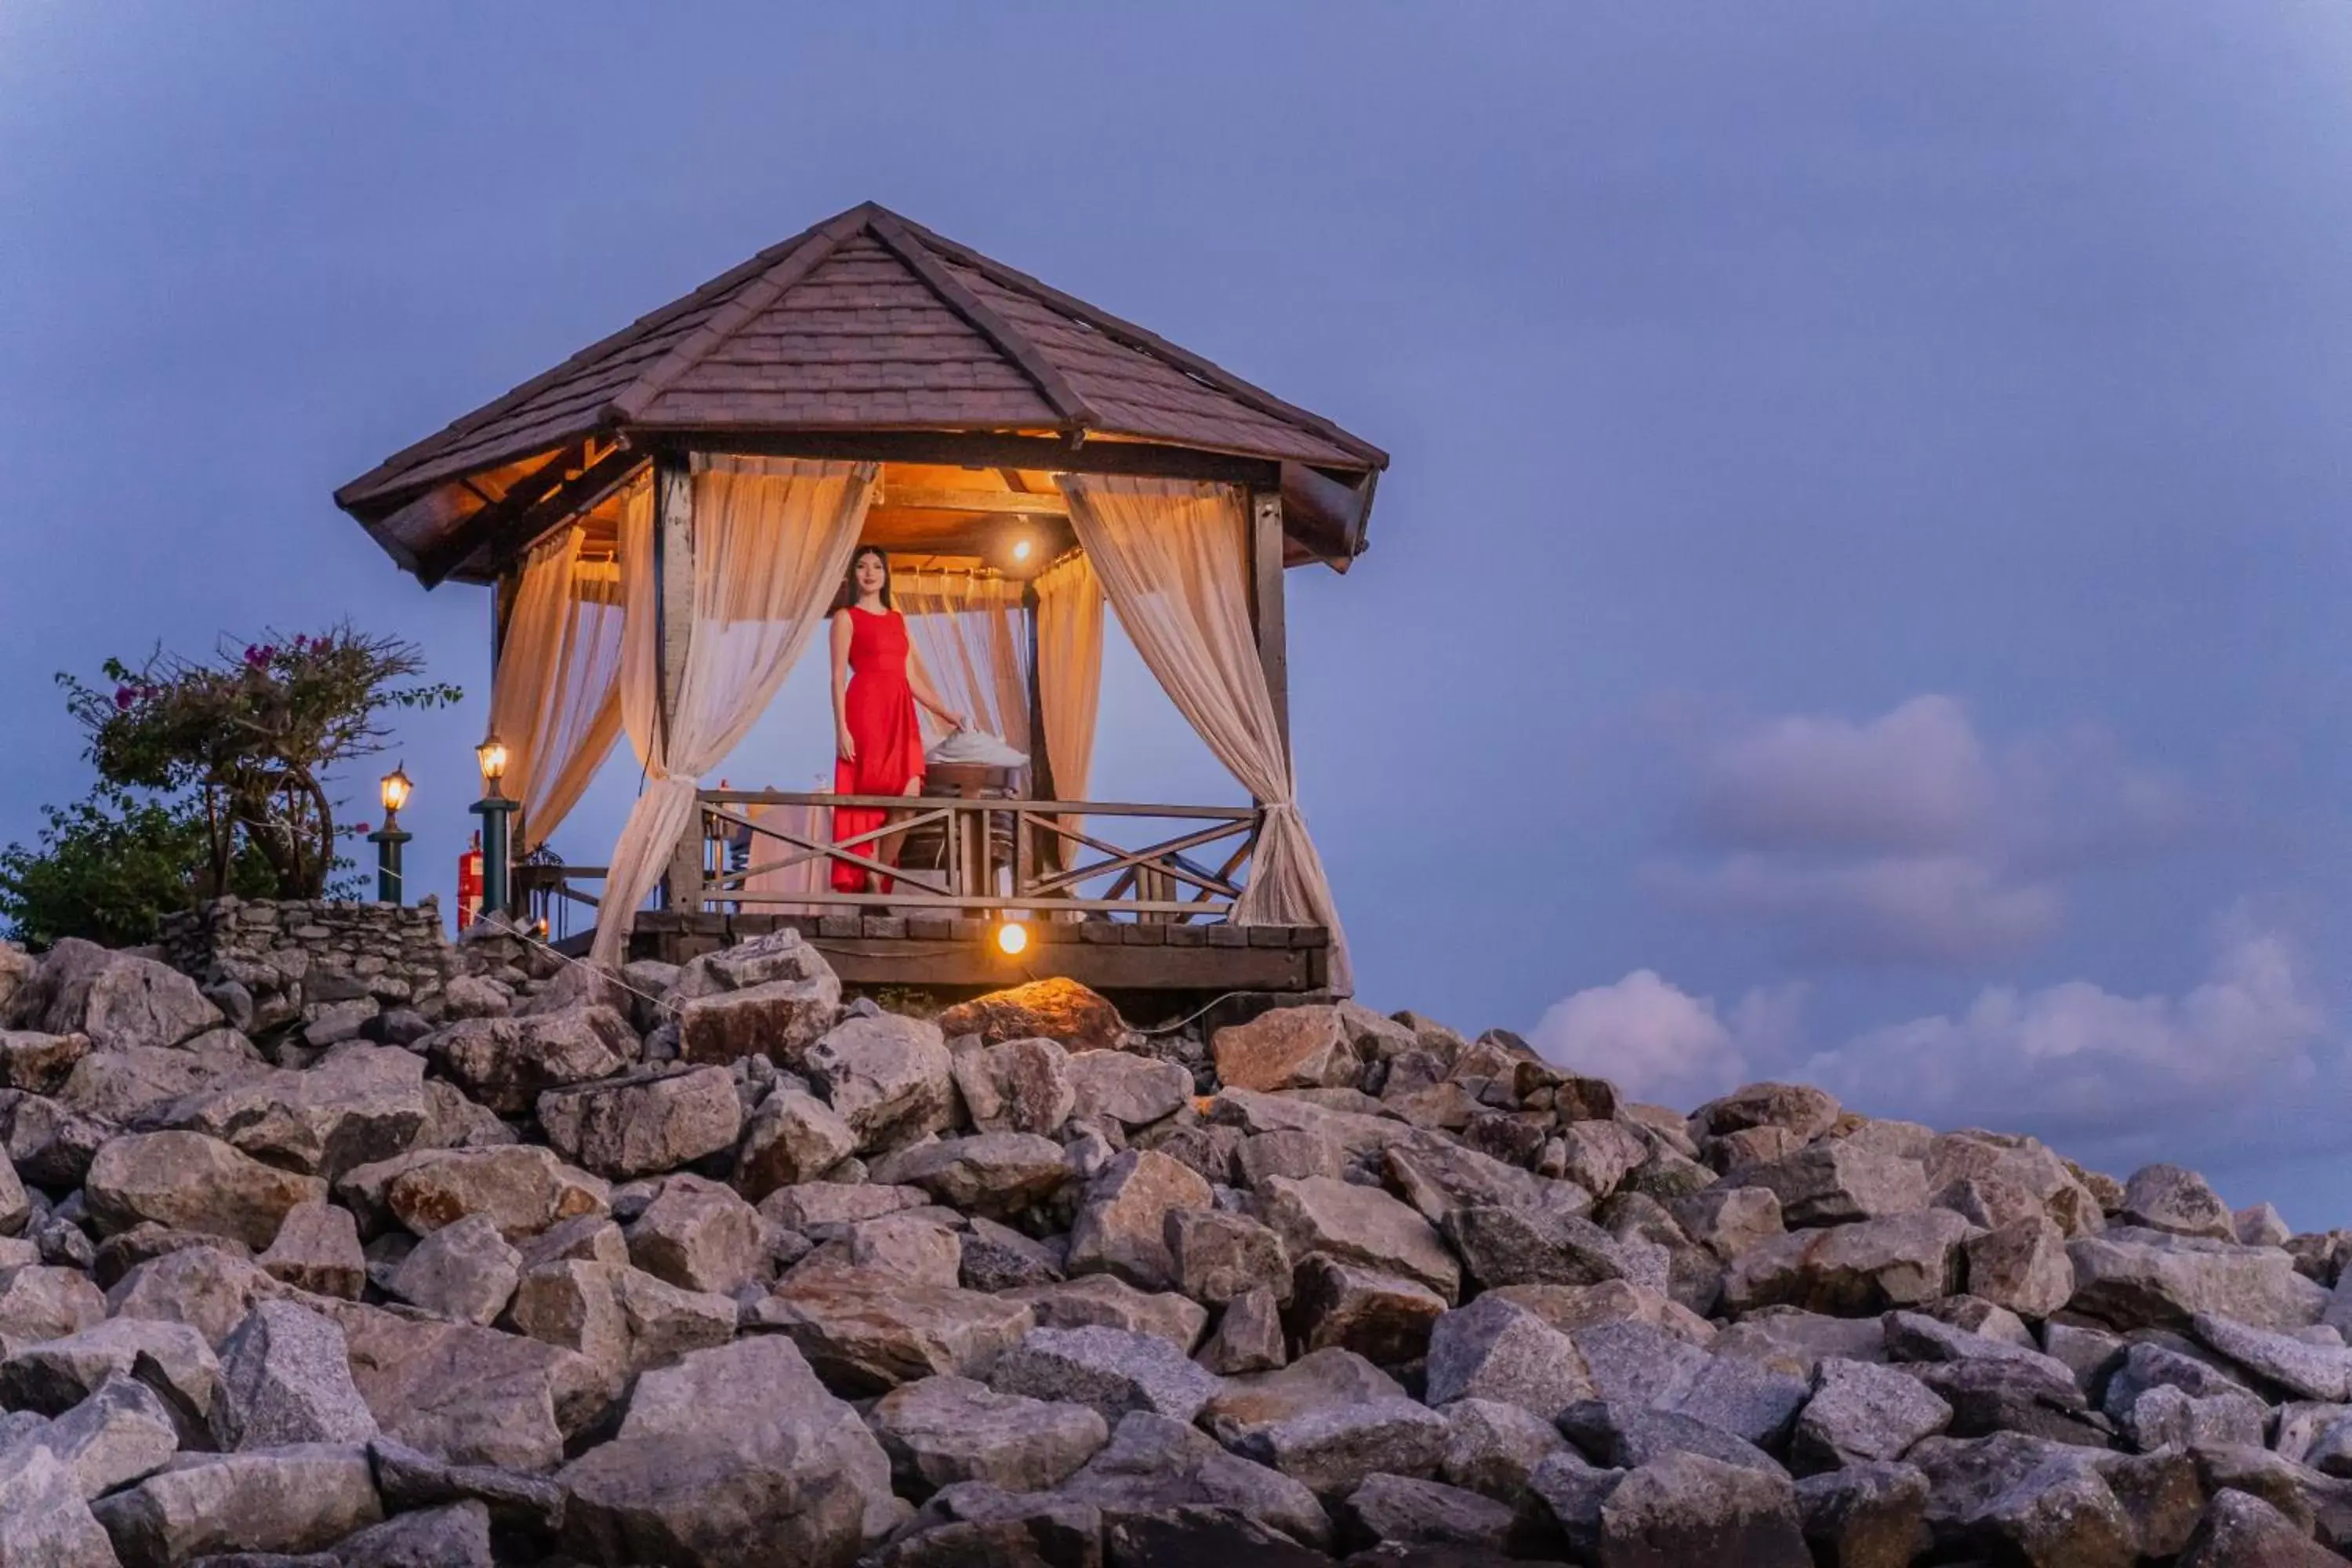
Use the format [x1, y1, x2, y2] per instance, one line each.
[831, 544, 893, 614]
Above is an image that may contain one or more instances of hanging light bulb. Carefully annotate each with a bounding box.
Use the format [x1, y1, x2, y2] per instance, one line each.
[995, 920, 1029, 956]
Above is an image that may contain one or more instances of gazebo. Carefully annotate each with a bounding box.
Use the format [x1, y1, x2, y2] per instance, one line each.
[335, 202, 1386, 997]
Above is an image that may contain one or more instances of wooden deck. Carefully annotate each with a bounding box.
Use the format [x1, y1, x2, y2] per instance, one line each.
[619, 909, 1330, 995]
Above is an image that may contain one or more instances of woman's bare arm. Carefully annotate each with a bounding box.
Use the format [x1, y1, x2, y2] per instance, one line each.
[829, 611, 855, 762]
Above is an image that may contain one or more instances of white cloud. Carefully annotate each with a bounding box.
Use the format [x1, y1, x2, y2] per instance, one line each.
[1651, 695, 2187, 969]
[1529, 969, 1804, 1109]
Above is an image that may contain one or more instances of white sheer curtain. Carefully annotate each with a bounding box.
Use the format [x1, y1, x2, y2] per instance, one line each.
[488, 526, 625, 850]
[1033, 551, 1103, 847]
[590, 456, 877, 966]
[1057, 474, 1352, 993]
[897, 570, 1030, 753]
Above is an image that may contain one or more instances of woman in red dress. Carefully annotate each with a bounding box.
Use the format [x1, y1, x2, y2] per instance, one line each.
[829, 546, 966, 893]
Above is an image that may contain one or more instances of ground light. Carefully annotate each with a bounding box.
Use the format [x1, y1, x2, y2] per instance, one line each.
[996, 919, 1029, 956]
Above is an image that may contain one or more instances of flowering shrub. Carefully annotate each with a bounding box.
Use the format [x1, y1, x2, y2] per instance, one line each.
[57, 626, 460, 902]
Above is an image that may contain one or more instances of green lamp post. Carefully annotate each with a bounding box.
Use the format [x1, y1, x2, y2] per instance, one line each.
[469, 735, 517, 924]
[368, 764, 414, 903]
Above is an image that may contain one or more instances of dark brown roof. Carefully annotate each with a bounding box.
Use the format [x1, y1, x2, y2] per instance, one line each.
[336, 202, 1386, 519]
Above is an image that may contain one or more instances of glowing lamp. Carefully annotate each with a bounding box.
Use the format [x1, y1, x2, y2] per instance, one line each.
[995, 920, 1029, 957]
[1010, 535, 1033, 563]
[476, 734, 510, 789]
[379, 764, 413, 818]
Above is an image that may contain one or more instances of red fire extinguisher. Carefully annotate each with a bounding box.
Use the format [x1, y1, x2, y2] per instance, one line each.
[457, 831, 483, 931]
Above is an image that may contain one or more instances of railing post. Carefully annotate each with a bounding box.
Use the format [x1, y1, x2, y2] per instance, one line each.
[653, 452, 703, 913]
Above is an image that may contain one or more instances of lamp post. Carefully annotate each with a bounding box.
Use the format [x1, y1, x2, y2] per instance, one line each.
[368, 764, 413, 904]
[469, 734, 517, 924]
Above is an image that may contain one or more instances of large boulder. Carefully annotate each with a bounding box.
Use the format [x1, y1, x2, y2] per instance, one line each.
[210, 1300, 378, 1450]
[1066, 1050, 1191, 1130]
[1963, 1216, 2075, 1319]
[934, 977, 1127, 1052]
[0, 1029, 89, 1094]
[0, 1316, 220, 1420]
[625, 1173, 766, 1296]
[1736, 1142, 1929, 1227]
[91, 1443, 383, 1568]
[1287, 1256, 1447, 1362]
[1053, 1410, 1330, 1550]
[1907, 1432, 2138, 1566]
[1228, 1395, 1450, 1499]
[330, 1301, 598, 1470]
[103, 1246, 273, 1348]
[748, 1278, 1034, 1392]
[1066, 1149, 1213, 1290]
[1791, 1357, 1953, 1472]
[866, 1374, 1109, 1495]
[1165, 1207, 1290, 1306]
[347, 1145, 610, 1241]
[877, 1132, 1073, 1220]
[1593, 1450, 1812, 1567]
[147, 1042, 430, 1181]
[1721, 1210, 1978, 1315]
[2066, 1226, 2328, 1330]
[1259, 1174, 1459, 1300]
[539, 1065, 742, 1180]
[1794, 1461, 1933, 1568]
[1211, 1006, 1359, 1093]
[557, 1335, 893, 1568]
[1424, 1294, 1593, 1418]
[386, 1212, 523, 1325]
[31, 1372, 180, 1502]
[427, 1006, 636, 1116]
[9, 938, 221, 1050]
[1000, 1274, 1209, 1352]
[804, 1014, 955, 1156]
[1441, 1203, 1646, 1295]
[952, 1036, 1076, 1135]
[85, 1131, 326, 1250]
[987, 1324, 1221, 1426]
[731, 1083, 856, 1200]
[257, 1199, 367, 1299]
[670, 931, 842, 1066]
[1691, 1082, 1842, 1143]
[2118, 1163, 2237, 1240]
[0, 1442, 118, 1566]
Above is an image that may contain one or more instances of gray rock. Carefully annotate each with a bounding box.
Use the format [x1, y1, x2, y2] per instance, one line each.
[85, 1131, 327, 1250]
[730, 1083, 856, 1200]
[1664, 1351, 1811, 1450]
[1570, 1319, 1711, 1410]
[1063, 1149, 1210, 1291]
[0, 1261, 107, 1347]
[104, 1245, 271, 1348]
[1227, 1395, 1449, 1499]
[1672, 1185, 1785, 1262]
[1440, 1395, 1566, 1500]
[331, 1500, 495, 1568]
[1287, 1256, 1447, 1363]
[257, 1200, 366, 1299]
[330, 1301, 593, 1471]
[1883, 1310, 2081, 1386]
[1559, 1399, 1784, 1476]
[2066, 1226, 2328, 1331]
[1593, 1449, 1811, 1567]
[782, 1210, 958, 1289]
[2193, 1309, 2352, 1400]
[1555, 1118, 1650, 1199]
[1064, 1049, 1189, 1130]
[1236, 1128, 1342, 1189]
[1692, 1081, 1842, 1143]
[212, 1301, 378, 1450]
[1907, 1431, 2138, 1565]
[986, 1325, 1220, 1425]
[804, 1014, 955, 1156]
[366, 1435, 568, 1541]
[0, 1316, 220, 1421]
[0, 1029, 82, 1094]
[92, 1443, 383, 1568]
[1255, 1175, 1457, 1301]
[1794, 1461, 1932, 1568]
[11, 938, 221, 1051]
[0, 1442, 118, 1567]
[2235, 1202, 2294, 1248]
[2181, 1487, 2343, 1568]
[1, 1090, 115, 1188]
[866, 1374, 1108, 1495]
[386, 1213, 521, 1324]
[1335, 1472, 1518, 1555]
[508, 1259, 732, 1392]
[555, 1335, 894, 1568]
[1963, 1215, 2075, 1319]
[1001, 1273, 1207, 1352]
[624, 1173, 764, 1295]
[668, 928, 842, 1066]
[1164, 1207, 1288, 1305]
[1382, 1134, 1588, 1225]
[1722, 1210, 1978, 1315]
[2119, 1383, 2267, 1450]
[1055, 1410, 1330, 1550]
[31, 1372, 180, 1501]
[879, 1132, 1071, 1219]
[1423, 1294, 1592, 1417]
[1526, 1446, 1626, 1559]
[952, 1036, 1076, 1137]
[2041, 1321, 2126, 1402]
[1737, 1141, 1929, 1228]
[1791, 1357, 1952, 1472]
[869, 1480, 1102, 1568]
[2120, 1163, 2237, 1240]
[1196, 1288, 1285, 1375]
[349, 1144, 609, 1242]
[150, 1043, 431, 1182]
[957, 1214, 1063, 1292]
[538, 1065, 742, 1180]
[757, 1180, 924, 1232]
[426, 1006, 636, 1116]
[1210, 1006, 1359, 1093]
[1439, 1203, 1636, 1295]
[749, 1277, 1033, 1394]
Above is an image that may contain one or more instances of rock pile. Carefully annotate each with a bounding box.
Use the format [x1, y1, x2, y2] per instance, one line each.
[0, 923, 2347, 1565]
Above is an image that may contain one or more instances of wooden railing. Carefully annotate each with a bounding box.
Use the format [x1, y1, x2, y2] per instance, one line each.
[690, 790, 1260, 921]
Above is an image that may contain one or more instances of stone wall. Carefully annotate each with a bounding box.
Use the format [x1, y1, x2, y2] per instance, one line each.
[158, 896, 466, 1041]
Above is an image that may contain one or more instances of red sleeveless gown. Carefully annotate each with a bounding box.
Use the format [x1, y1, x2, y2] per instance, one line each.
[832, 605, 924, 892]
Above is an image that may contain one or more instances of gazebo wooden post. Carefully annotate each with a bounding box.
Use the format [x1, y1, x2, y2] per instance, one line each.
[652, 450, 703, 913]
[1247, 489, 1290, 762]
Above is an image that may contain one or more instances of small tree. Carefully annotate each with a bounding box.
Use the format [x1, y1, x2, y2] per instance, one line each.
[61, 627, 461, 901]
[0, 786, 276, 949]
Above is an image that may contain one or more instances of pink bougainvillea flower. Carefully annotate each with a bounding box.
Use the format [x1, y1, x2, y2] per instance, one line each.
[113, 686, 134, 710]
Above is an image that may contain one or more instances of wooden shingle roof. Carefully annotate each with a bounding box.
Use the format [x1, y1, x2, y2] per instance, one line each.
[336, 203, 1386, 528]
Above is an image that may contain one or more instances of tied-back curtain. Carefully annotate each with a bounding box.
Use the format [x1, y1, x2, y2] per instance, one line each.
[488, 526, 626, 850]
[1057, 474, 1352, 993]
[590, 457, 877, 966]
[897, 571, 1030, 753]
[1033, 551, 1104, 830]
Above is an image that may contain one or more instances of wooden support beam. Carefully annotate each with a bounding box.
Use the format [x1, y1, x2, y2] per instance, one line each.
[652, 454, 704, 913]
[1248, 489, 1290, 762]
[432, 445, 644, 586]
[412, 442, 588, 586]
[641, 430, 1283, 488]
[877, 486, 1070, 517]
